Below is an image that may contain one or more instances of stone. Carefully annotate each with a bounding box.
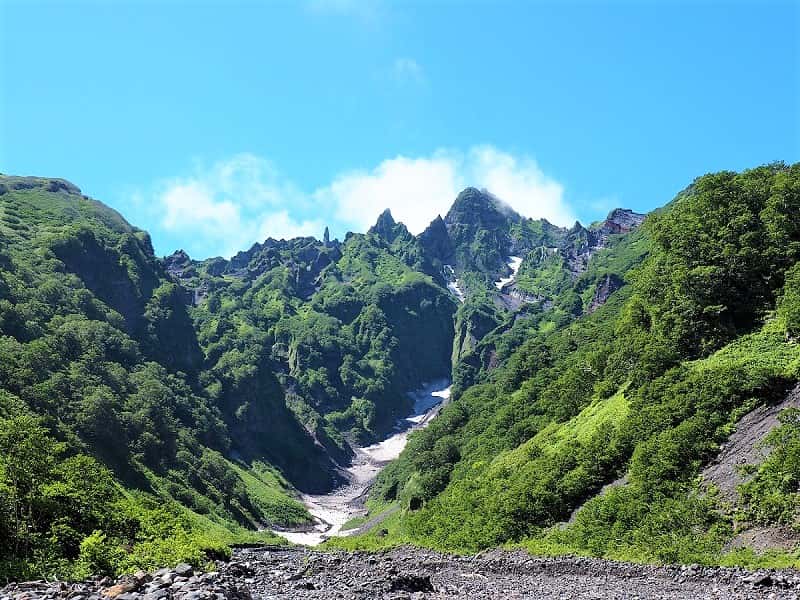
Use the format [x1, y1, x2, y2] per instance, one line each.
[102, 582, 137, 598]
[173, 564, 193, 578]
[4, 546, 800, 600]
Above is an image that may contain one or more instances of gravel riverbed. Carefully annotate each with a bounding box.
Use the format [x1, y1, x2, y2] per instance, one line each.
[5, 546, 800, 600]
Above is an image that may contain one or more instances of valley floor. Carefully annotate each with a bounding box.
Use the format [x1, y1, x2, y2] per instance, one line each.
[13, 547, 799, 600]
[229, 547, 800, 599]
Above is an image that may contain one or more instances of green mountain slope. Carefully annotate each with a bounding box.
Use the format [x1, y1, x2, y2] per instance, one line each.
[0, 177, 317, 579]
[167, 213, 456, 453]
[332, 162, 800, 567]
[0, 177, 457, 578]
[2, 162, 797, 579]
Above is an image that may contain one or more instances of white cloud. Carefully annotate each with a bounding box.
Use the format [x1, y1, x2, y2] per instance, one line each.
[467, 146, 574, 227]
[156, 154, 323, 257]
[391, 57, 424, 85]
[162, 181, 239, 232]
[315, 146, 576, 234]
[256, 210, 323, 241]
[148, 146, 577, 258]
[317, 153, 459, 234]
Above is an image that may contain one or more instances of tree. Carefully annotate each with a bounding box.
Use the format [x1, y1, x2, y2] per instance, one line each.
[0, 414, 63, 558]
[779, 263, 800, 339]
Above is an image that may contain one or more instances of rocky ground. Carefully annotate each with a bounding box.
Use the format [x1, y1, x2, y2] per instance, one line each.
[5, 546, 800, 600]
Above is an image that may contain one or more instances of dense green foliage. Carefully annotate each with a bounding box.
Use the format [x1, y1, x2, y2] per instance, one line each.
[0, 393, 278, 581]
[3, 163, 798, 578]
[0, 179, 300, 577]
[186, 221, 456, 454]
[344, 163, 800, 565]
[740, 407, 800, 526]
[780, 263, 800, 340]
[0, 177, 456, 578]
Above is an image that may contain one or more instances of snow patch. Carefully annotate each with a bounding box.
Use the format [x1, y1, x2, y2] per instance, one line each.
[494, 256, 523, 290]
[272, 381, 451, 546]
[444, 265, 466, 303]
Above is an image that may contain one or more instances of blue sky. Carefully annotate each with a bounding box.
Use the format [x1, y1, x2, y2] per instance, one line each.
[2, 0, 797, 258]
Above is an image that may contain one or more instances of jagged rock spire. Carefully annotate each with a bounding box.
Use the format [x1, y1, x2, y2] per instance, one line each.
[368, 209, 398, 240]
[418, 214, 454, 263]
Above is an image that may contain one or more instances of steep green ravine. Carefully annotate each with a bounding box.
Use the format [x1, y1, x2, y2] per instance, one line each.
[0, 175, 459, 578]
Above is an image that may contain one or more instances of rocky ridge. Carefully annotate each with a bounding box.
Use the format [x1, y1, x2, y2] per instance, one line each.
[6, 547, 800, 600]
[417, 187, 645, 306]
[0, 176, 83, 196]
[164, 237, 343, 304]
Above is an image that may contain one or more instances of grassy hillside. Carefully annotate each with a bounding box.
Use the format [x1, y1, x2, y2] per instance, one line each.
[0, 178, 304, 579]
[331, 162, 800, 566]
[0, 176, 457, 579]
[3, 162, 797, 578]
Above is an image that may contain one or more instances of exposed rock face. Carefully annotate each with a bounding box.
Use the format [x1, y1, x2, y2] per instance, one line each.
[558, 208, 646, 278]
[163, 249, 194, 276]
[701, 384, 800, 554]
[0, 176, 82, 196]
[204, 257, 227, 277]
[587, 273, 624, 313]
[418, 215, 455, 264]
[369, 209, 400, 240]
[601, 208, 646, 234]
[368, 210, 419, 251]
[557, 224, 603, 277]
[163, 250, 202, 304]
[451, 303, 504, 370]
[702, 383, 800, 505]
[496, 287, 544, 312]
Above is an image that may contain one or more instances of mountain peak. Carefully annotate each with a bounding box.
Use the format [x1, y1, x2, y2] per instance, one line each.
[601, 208, 646, 234]
[376, 208, 395, 226]
[445, 188, 520, 228]
[368, 208, 409, 242]
[569, 220, 585, 233]
[448, 187, 493, 213]
[418, 214, 454, 263]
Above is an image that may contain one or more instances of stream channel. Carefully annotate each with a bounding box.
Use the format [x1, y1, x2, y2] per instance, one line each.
[271, 381, 452, 545]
